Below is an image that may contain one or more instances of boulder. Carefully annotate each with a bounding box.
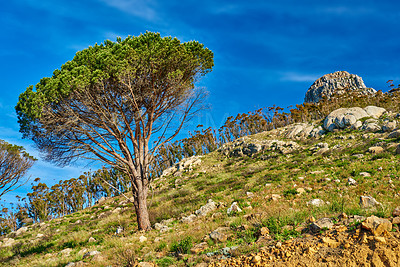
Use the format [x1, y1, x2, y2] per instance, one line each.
[388, 129, 400, 139]
[361, 216, 392, 236]
[360, 196, 381, 209]
[304, 71, 375, 103]
[139, 235, 147, 243]
[368, 146, 384, 154]
[382, 121, 397, 132]
[323, 107, 369, 131]
[323, 106, 386, 132]
[364, 106, 387, 118]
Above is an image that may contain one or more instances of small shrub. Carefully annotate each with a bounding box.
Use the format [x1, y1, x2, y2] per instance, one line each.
[170, 236, 193, 254]
[156, 257, 176, 267]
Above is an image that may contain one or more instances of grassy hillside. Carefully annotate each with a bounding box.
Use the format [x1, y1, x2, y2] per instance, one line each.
[2, 113, 400, 266]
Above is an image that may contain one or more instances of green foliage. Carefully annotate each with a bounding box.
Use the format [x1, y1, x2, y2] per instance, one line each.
[170, 236, 193, 254]
[156, 257, 176, 267]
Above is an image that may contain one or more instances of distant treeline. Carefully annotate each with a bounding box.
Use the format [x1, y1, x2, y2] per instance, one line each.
[2, 86, 400, 234]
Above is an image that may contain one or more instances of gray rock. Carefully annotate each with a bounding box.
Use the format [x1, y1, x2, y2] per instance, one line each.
[88, 237, 96, 243]
[305, 71, 375, 103]
[83, 250, 100, 259]
[195, 199, 217, 216]
[15, 226, 28, 236]
[209, 227, 229, 242]
[364, 106, 387, 118]
[324, 107, 369, 131]
[95, 196, 107, 204]
[368, 146, 384, 154]
[65, 262, 76, 267]
[181, 214, 196, 223]
[116, 226, 124, 235]
[154, 223, 169, 233]
[382, 121, 397, 132]
[359, 172, 371, 177]
[1, 238, 16, 247]
[227, 202, 242, 214]
[307, 199, 325, 207]
[360, 196, 381, 209]
[388, 129, 400, 139]
[59, 248, 73, 256]
[310, 217, 334, 232]
[347, 178, 357, 185]
[361, 123, 381, 133]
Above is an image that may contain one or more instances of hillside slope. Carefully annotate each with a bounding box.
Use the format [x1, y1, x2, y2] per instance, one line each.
[2, 106, 400, 267]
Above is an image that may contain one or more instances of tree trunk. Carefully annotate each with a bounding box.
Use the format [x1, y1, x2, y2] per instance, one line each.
[133, 188, 151, 231]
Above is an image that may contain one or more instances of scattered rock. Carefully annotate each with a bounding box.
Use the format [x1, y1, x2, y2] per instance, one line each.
[116, 226, 124, 235]
[1, 238, 16, 247]
[359, 172, 371, 177]
[388, 129, 400, 139]
[138, 262, 154, 267]
[368, 146, 384, 154]
[361, 215, 392, 236]
[190, 242, 209, 254]
[310, 217, 334, 232]
[195, 199, 217, 217]
[227, 202, 242, 214]
[210, 228, 229, 242]
[393, 207, 400, 217]
[296, 188, 306, 194]
[246, 192, 254, 198]
[360, 196, 381, 209]
[15, 226, 28, 236]
[347, 178, 357, 185]
[59, 248, 73, 257]
[307, 199, 325, 207]
[322, 236, 340, 248]
[392, 217, 400, 225]
[181, 214, 197, 223]
[382, 121, 397, 132]
[95, 196, 107, 205]
[83, 250, 100, 259]
[270, 194, 281, 201]
[139, 235, 147, 243]
[88, 237, 96, 243]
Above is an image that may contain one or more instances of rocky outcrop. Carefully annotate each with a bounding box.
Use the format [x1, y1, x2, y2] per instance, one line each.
[323, 106, 387, 132]
[305, 71, 376, 103]
[161, 155, 202, 177]
[219, 137, 300, 157]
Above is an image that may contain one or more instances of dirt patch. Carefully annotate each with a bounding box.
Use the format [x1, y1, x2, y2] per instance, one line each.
[209, 221, 400, 266]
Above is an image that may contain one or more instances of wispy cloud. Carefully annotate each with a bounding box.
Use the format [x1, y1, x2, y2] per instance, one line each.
[98, 0, 157, 20]
[280, 72, 320, 82]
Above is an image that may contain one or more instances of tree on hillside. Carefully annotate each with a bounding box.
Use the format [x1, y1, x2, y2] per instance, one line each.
[16, 32, 214, 230]
[0, 140, 36, 199]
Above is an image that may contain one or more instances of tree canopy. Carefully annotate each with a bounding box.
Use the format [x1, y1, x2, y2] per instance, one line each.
[16, 32, 213, 230]
[0, 140, 36, 199]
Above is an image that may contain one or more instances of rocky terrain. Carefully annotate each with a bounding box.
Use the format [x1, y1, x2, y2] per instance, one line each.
[2, 72, 400, 266]
[304, 71, 376, 103]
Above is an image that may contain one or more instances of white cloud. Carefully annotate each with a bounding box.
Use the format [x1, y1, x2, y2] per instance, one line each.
[280, 72, 319, 82]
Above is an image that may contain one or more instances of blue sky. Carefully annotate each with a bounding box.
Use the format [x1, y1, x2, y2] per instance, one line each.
[1, 0, 400, 203]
